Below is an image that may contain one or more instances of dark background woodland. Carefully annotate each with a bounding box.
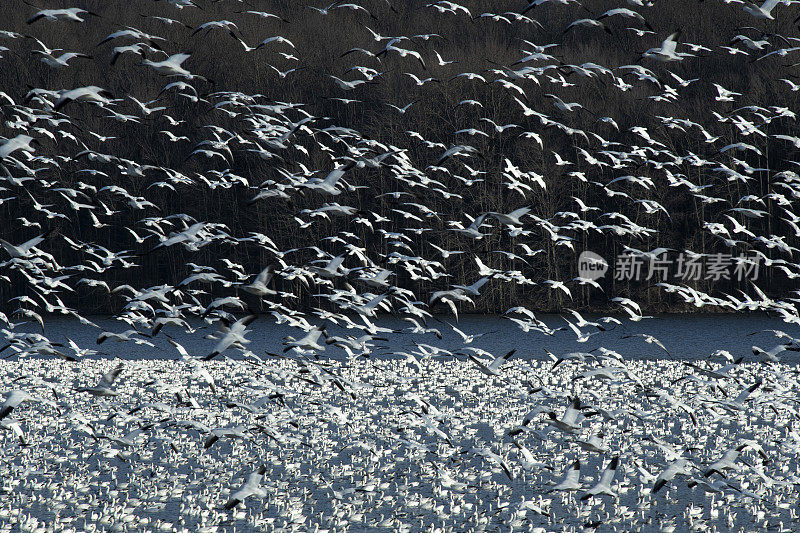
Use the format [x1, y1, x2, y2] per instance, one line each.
[0, 0, 799, 316]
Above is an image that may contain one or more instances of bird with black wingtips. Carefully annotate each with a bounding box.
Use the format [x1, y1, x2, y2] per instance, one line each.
[581, 456, 620, 500]
[75, 362, 124, 396]
[224, 465, 267, 510]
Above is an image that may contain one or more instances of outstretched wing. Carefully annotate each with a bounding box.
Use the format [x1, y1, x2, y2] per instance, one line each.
[489, 349, 515, 371]
[99, 363, 124, 388]
[255, 265, 275, 285]
[599, 456, 619, 486]
[662, 32, 680, 55]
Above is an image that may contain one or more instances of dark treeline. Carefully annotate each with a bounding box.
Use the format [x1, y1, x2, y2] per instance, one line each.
[0, 0, 799, 319]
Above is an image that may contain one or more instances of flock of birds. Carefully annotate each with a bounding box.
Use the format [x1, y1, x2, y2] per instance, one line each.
[2, 0, 800, 531]
[2, 353, 799, 532]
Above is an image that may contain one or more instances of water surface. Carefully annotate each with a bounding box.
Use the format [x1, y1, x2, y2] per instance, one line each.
[18, 313, 800, 362]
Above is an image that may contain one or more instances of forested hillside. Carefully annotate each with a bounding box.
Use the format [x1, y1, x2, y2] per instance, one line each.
[1, 0, 799, 318]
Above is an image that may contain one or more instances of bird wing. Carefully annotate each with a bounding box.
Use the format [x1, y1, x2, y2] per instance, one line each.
[761, 0, 781, 13]
[233, 314, 258, 331]
[514, 441, 536, 463]
[599, 456, 619, 486]
[489, 349, 515, 371]
[209, 332, 237, 358]
[99, 363, 124, 388]
[223, 497, 242, 510]
[327, 255, 345, 270]
[322, 162, 354, 186]
[0, 391, 27, 420]
[562, 397, 581, 425]
[168, 53, 191, 66]
[468, 213, 488, 230]
[508, 206, 531, 219]
[565, 460, 580, 483]
[654, 458, 684, 491]
[467, 353, 491, 374]
[255, 265, 275, 285]
[449, 324, 468, 340]
[307, 328, 324, 344]
[20, 231, 49, 253]
[247, 465, 267, 486]
[735, 379, 761, 404]
[469, 276, 491, 291]
[662, 32, 680, 55]
[362, 293, 389, 311]
[444, 298, 459, 320]
[168, 339, 190, 358]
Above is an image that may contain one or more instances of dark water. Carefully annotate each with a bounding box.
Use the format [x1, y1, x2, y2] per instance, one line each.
[17, 313, 800, 362]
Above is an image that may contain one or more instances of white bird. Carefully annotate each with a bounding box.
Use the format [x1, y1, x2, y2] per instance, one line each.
[0, 230, 50, 258]
[428, 243, 465, 260]
[512, 441, 548, 472]
[298, 161, 356, 195]
[309, 256, 346, 278]
[242, 265, 277, 297]
[33, 50, 92, 68]
[128, 95, 167, 115]
[75, 363, 125, 396]
[358, 268, 393, 290]
[450, 213, 491, 239]
[0, 134, 39, 160]
[330, 75, 373, 90]
[142, 53, 205, 80]
[256, 36, 295, 50]
[1, 390, 46, 421]
[742, 0, 783, 19]
[551, 460, 582, 492]
[405, 73, 439, 86]
[224, 466, 267, 509]
[27, 8, 98, 24]
[545, 397, 585, 434]
[545, 94, 584, 112]
[642, 32, 689, 62]
[704, 445, 747, 477]
[490, 207, 531, 226]
[387, 101, 417, 114]
[54, 86, 115, 111]
[428, 289, 473, 320]
[580, 456, 619, 500]
[0, 419, 26, 445]
[577, 432, 609, 453]
[708, 378, 762, 411]
[203, 314, 257, 360]
[283, 326, 327, 353]
[309, 1, 344, 15]
[434, 50, 455, 65]
[448, 323, 493, 344]
[752, 344, 795, 363]
[437, 144, 479, 165]
[713, 83, 741, 102]
[452, 276, 490, 296]
[653, 458, 692, 494]
[466, 349, 515, 377]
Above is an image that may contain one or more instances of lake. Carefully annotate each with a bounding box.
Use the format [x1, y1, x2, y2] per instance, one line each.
[17, 312, 800, 363]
